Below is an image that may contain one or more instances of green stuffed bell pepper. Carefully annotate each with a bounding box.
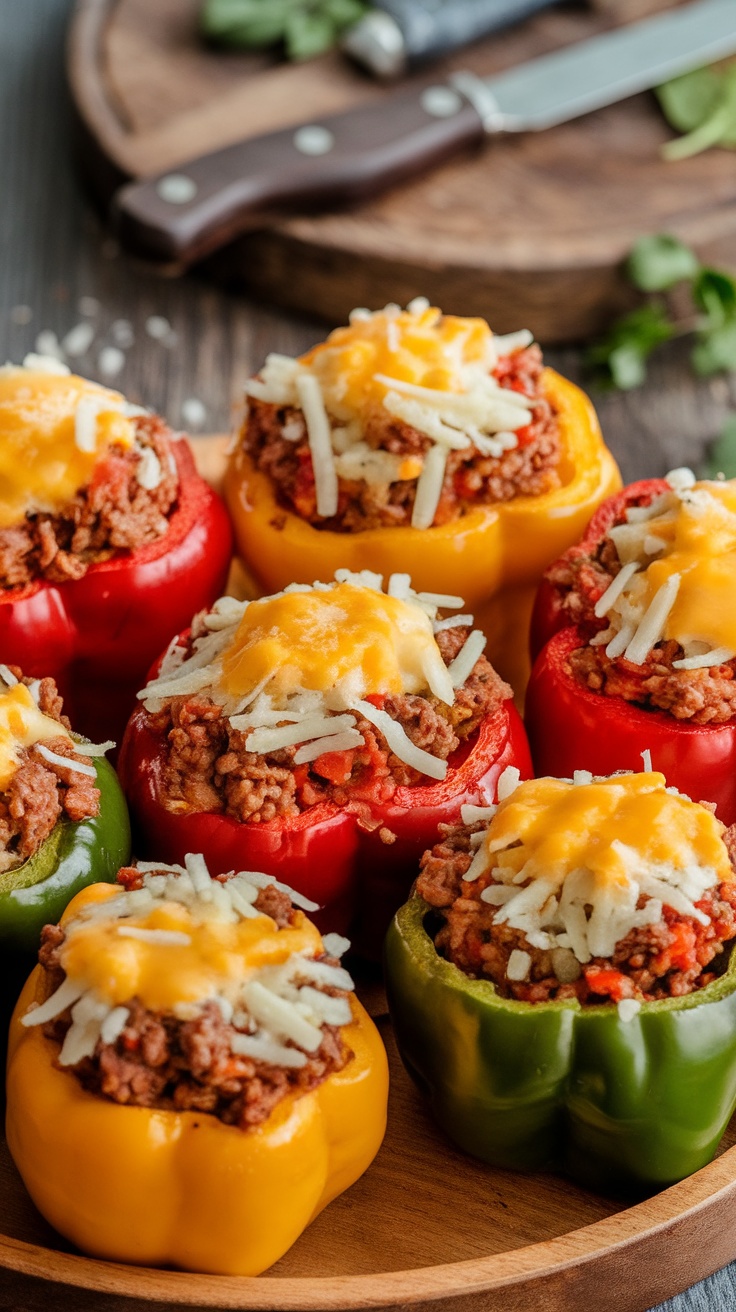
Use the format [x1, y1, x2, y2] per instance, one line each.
[0, 677, 131, 962]
[0, 752, 130, 955]
[385, 768, 736, 1195]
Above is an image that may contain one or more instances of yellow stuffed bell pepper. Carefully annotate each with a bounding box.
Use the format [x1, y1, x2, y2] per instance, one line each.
[225, 304, 620, 697]
[6, 860, 388, 1277]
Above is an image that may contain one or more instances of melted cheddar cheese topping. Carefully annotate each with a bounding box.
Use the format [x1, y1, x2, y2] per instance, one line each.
[484, 772, 732, 891]
[633, 482, 736, 653]
[299, 304, 496, 423]
[220, 582, 442, 701]
[59, 884, 323, 1011]
[0, 368, 135, 528]
[0, 684, 71, 790]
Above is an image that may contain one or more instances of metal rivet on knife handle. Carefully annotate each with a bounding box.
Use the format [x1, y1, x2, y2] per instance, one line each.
[420, 86, 464, 118]
[293, 126, 336, 157]
[156, 175, 198, 205]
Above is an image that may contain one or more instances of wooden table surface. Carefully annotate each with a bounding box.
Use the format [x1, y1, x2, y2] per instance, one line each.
[1, 2, 735, 1309]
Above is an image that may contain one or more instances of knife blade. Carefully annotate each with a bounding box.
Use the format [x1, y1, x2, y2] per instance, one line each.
[114, 0, 736, 269]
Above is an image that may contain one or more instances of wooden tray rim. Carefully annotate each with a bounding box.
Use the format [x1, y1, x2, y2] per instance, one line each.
[2, 1131, 736, 1308]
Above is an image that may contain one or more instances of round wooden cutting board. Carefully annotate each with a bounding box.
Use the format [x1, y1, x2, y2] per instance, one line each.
[68, 0, 736, 340]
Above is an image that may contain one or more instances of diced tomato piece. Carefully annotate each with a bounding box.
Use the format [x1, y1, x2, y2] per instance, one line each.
[584, 967, 630, 1003]
[312, 750, 355, 785]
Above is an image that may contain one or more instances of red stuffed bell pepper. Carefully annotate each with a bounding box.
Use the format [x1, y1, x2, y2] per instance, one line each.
[119, 571, 531, 952]
[526, 471, 736, 823]
[0, 362, 232, 743]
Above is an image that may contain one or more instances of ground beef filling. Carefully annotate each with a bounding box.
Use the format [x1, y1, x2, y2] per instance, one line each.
[0, 416, 179, 589]
[542, 491, 736, 725]
[154, 627, 511, 826]
[243, 345, 561, 532]
[417, 822, 736, 1004]
[0, 670, 99, 873]
[38, 881, 352, 1130]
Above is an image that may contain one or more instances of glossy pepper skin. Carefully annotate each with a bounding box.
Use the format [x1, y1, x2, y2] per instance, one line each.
[225, 370, 621, 697]
[0, 755, 131, 1062]
[0, 441, 233, 744]
[525, 627, 736, 826]
[525, 477, 736, 824]
[6, 970, 387, 1276]
[118, 695, 532, 951]
[0, 754, 131, 956]
[528, 477, 671, 663]
[386, 895, 736, 1194]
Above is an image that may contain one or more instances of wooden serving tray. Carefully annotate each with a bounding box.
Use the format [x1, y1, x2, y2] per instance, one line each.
[67, 0, 736, 341]
[3, 439, 734, 1311]
[2, 1002, 736, 1312]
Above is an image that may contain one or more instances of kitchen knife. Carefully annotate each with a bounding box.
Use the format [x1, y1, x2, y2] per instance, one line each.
[342, 0, 563, 80]
[114, 0, 736, 269]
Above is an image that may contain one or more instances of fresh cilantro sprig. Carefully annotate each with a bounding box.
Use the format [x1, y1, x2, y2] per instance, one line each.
[201, 0, 369, 60]
[657, 63, 736, 161]
[587, 234, 736, 390]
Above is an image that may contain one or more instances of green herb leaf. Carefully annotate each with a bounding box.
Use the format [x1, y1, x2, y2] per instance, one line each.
[626, 234, 701, 293]
[586, 304, 674, 389]
[201, 0, 294, 45]
[656, 67, 722, 133]
[285, 9, 336, 59]
[692, 320, 736, 376]
[658, 61, 736, 161]
[701, 416, 736, 480]
[323, 0, 367, 22]
[693, 268, 736, 326]
[200, 0, 368, 55]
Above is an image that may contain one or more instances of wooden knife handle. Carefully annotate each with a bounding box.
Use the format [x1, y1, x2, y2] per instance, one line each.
[112, 85, 484, 267]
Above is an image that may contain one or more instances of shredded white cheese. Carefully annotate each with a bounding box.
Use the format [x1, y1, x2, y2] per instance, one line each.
[447, 629, 487, 689]
[506, 949, 531, 981]
[623, 573, 681, 665]
[352, 697, 448, 781]
[411, 441, 448, 529]
[296, 373, 338, 518]
[35, 744, 97, 777]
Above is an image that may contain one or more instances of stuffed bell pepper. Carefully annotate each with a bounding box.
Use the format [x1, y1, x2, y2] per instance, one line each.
[0, 357, 232, 742]
[527, 469, 736, 823]
[224, 299, 620, 695]
[118, 569, 531, 952]
[0, 664, 130, 958]
[7, 854, 387, 1275]
[386, 767, 736, 1193]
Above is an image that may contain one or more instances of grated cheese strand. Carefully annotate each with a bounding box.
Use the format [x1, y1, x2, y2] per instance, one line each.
[412, 443, 448, 530]
[352, 697, 447, 780]
[245, 713, 358, 755]
[293, 729, 365, 764]
[447, 629, 487, 689]
[296, 373, 338, 518]
[623, 573, 681, 665]
[594, 561, 640, 619]
[672, 646, 735, 670]
[35, 744, 97, 777]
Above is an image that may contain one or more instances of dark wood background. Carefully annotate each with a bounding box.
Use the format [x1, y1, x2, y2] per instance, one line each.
[0, 2, 735, 1309]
